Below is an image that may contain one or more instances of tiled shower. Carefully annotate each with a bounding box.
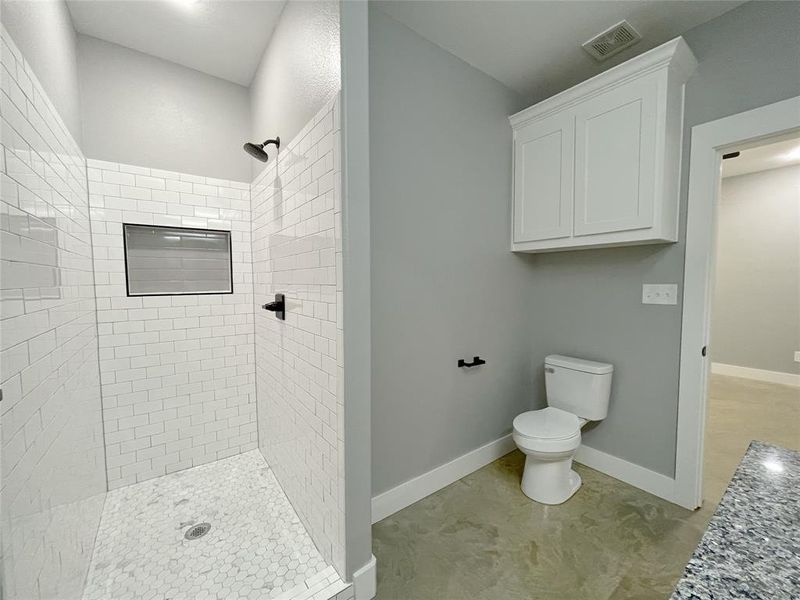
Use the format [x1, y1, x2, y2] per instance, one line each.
[0, 23, 352, 600]
[87, 159, 257, 490]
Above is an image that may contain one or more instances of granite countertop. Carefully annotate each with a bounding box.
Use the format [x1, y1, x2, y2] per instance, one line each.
[672, 441, 800, 599]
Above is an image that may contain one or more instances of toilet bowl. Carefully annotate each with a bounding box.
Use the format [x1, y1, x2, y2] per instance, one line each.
[513, 355, 613, 505]
[513, 407, 584, 504]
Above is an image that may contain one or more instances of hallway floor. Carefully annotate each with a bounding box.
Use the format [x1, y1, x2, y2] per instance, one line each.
[83, 451, 350, 600]
[372, 375, 800, 599]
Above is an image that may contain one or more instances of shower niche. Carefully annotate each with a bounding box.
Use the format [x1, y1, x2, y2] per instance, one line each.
[122, 223, 234, 296]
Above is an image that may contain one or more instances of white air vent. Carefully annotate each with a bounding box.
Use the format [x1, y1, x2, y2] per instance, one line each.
[582, 20, 642, 61]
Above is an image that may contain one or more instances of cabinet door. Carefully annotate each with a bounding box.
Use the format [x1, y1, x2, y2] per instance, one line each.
[573, 74, 659, 237]
[513, 113, 574, 243]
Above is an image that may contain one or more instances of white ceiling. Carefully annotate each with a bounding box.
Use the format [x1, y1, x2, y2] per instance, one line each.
[66, 0, 287, 86]
[722, 137, 800, 179]
[377, 0, 746, 101]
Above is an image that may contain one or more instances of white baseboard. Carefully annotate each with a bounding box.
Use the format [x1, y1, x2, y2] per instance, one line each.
[352, 555, 376, 600]
[573, 444, 680, 504]
[371, 435, 516, 523]
[370, 433, 685, 524]
[711, 362, 800, 387]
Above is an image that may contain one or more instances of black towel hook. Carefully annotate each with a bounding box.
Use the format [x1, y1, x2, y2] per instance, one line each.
[458, 356, 486, 368]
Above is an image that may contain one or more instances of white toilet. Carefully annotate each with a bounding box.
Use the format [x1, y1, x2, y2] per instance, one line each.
[512, 355, 613, 505]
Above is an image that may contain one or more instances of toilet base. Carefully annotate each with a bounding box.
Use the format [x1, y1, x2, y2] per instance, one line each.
[520, 455, 582, 505]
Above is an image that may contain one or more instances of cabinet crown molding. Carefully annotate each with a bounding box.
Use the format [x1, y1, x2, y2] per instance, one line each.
[509, 37, 697, 129]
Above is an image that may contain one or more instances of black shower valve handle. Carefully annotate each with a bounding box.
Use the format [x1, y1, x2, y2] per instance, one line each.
[262, 293, 285, 320]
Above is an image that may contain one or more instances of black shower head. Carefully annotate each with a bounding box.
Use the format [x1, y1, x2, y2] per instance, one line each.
[243, 137, 280, 162]
[243, 142, 268, 162]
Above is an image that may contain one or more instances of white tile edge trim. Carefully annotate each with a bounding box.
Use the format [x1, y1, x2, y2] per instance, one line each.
[370, 435, 516, 524]
[352, 554, 376, 600]
[711, 363, 800, 387]
[371, 434, 685, 525]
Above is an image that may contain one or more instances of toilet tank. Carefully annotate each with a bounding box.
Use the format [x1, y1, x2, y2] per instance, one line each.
[544, 355, 613, 421]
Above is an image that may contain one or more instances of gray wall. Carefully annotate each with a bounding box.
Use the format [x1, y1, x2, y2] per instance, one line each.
[711, 165, 800, 375]
[369, 9, 532, 496]
[341, 0, 373, 578]
[528, 0, 800, 477]
[1, 0, 82, 143]
[76, 35, 251, 182]
[249, 0, 340, 179]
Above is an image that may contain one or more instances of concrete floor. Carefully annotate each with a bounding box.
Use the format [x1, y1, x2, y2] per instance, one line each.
[372, 375, 800, 599]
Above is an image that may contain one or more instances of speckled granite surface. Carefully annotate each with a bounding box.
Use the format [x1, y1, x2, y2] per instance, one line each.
[672, 441, 800, 599]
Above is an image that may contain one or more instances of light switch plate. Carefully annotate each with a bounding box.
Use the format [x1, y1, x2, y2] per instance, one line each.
[794, 351, 800, 363]
[642, 284, 678, 305]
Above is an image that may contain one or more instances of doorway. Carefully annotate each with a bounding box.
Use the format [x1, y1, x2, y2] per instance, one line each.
[703, 135, 800, 503]
[674, 95, 800, 509]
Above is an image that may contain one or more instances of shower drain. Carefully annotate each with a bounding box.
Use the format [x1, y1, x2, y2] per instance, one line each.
[184, 522, 211, 540]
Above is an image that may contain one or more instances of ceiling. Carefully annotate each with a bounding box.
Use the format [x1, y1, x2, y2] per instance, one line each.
[66, 0, 287, 86]
[722, 137, 800, 179]
[377, 0, 746, 101]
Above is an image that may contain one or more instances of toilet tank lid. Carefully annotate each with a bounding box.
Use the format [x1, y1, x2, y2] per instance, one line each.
[545, 355, 613, 374]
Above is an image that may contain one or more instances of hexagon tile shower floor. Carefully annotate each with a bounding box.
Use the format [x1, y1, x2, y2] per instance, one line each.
[82, 450, 353, 600]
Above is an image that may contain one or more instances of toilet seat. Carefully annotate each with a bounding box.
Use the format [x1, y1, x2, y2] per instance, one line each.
[512, 407, 581, 453]
[513, 407, 580, 439]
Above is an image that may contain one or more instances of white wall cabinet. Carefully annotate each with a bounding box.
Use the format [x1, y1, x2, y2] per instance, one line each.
[510, 38, 697, 253]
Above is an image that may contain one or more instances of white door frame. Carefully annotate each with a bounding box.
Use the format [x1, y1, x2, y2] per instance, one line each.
[674, 95, 800, 509]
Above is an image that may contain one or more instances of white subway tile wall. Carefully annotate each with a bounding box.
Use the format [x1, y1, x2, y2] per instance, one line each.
[0, 27, 106, 600]
[251, 94, 345, 576]
[87, 158, 257, 490]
